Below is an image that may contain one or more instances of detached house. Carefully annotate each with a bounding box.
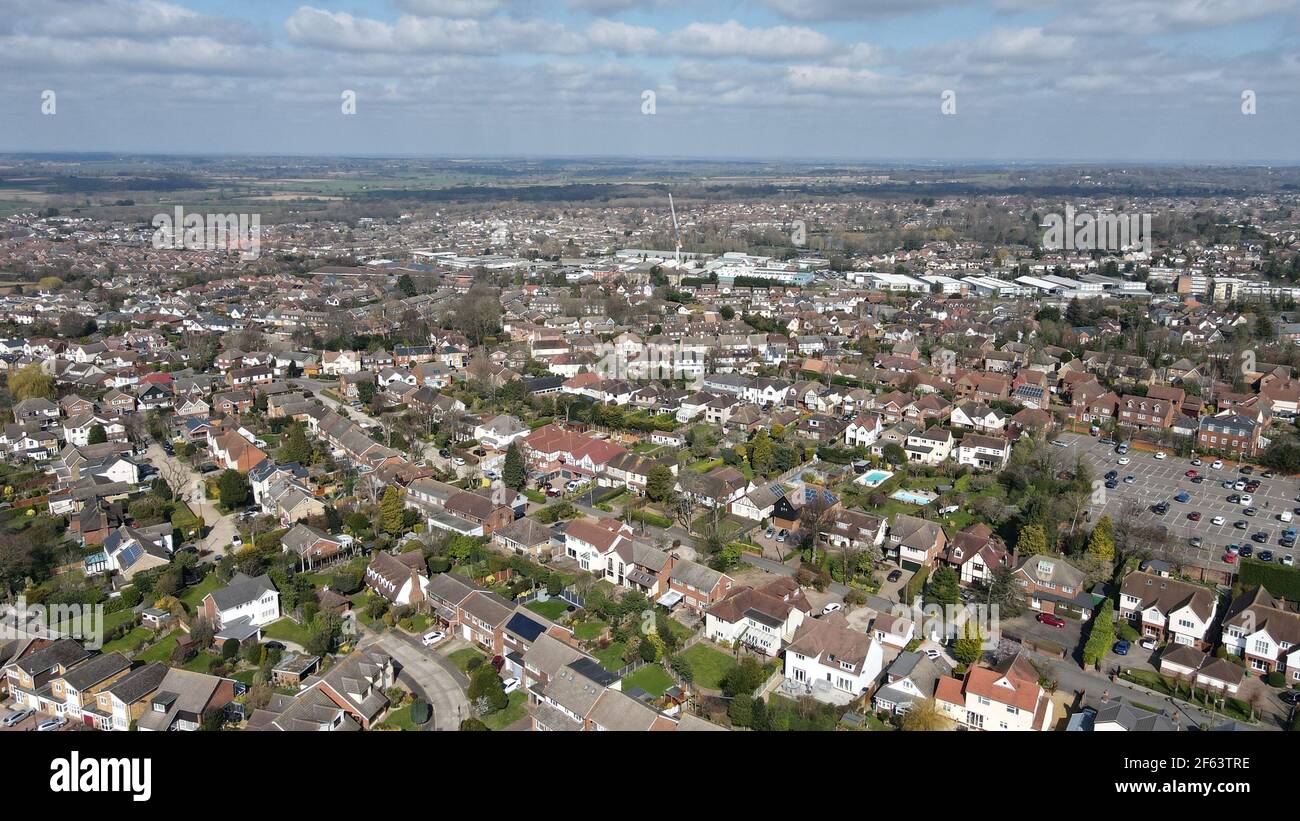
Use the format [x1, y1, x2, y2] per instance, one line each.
[935, 651, 1054, 731]
[783, 613, 884, 704]
[1118, 571, 1218, 649]
[889, 514, 947, 572]
[1013, 554, 1091, 617]
[365, 551, 430, 608]
[1219, 586, 1300, 678]
[200, 573, 281, 643]
[704, 577, 810, 656]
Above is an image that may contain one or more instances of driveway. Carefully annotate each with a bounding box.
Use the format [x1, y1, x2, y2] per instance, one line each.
[145, 442, 237, 561]
[367, 632, 470, 731]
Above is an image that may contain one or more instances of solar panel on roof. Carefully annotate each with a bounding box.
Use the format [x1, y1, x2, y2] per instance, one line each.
[506, 612, 546, 643]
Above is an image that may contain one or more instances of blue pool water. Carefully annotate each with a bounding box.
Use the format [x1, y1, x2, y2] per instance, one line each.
[891, 490, 936, 505]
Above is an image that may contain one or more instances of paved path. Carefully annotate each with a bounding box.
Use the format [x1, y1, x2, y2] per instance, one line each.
[367, 632, 470, 731]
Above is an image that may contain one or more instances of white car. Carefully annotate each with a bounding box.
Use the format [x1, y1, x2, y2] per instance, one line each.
[421, 630, 446, 647]
[1284, 555, 1295, 567]
[923, 648, 941, 661]
[1212, 460, 1224, 470]
[36, 716, 67, 732]
[1154, 451, 1167, 460]
[502, 677, 520, 694]
[453, 457, 466, 466]
[1139, 638, 1157, 651]
[1051, 439, 1068, 448]
[1234, 480, 1247, 491]
[1117, 457, 1131, 466]
[1212, 516, 1226, 526]
[1240, 494, 1253, 506]
[231, 534, 243, 548]
[822, 602, 843, 615]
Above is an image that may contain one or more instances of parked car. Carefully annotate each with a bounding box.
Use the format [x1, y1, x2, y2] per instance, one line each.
[886, 569, 903, 583]
[1211, 460, 1224, 470]
[1212, 516, 1226, 526]
[1240, 494, 1254, 506]
[1174, 491, 1191, 503]
[1051, 439, 1068, 448]
[1123, 475, 1136, 484]
[776, 528, 788, 543]
[1154, 451, 1167, 460]
[1234, 520, 1248, 530]
[1284, 555, 1295, 567]
[1280, 690, 1300, 706]
[1036, 612, 1066, 627]
[2, 708, 33, 727]
[1113, 640, 1130, 655]
[923, 648, 941, 661]
[421, 630, 446, 647]
[1117, 457, 1131, 466]
[1223, 552, 1237, 564]
[1239, 545, 1254, 558]
[1139, 638, 1157, 650]
[822, 602, 843, 615]
[502, 677, 520, 694]
[1187, 512, 1202, 522]
[453, 457, 466, 466]
[1185, 469, 1198, 478]
[231, 535, 242, 548]
[1260, 551, 1275, 562]
[765, 527, 775, 539]
[1191, 458, 1203, 466]
[36, 716, 67, 732]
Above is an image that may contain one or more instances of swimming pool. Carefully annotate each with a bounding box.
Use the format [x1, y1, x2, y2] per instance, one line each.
[856, 469, 894, 488]
[891, 489, 937, 506]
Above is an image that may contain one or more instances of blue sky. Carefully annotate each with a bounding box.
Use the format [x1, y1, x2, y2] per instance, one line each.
[2, 0, 1298, 161]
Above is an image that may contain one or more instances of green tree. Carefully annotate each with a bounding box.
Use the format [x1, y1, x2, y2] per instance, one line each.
[503, 442, 527, 490]
[276, 423, 312, 464]
[645, 464, 676, 503]
[468, 665, 508, 714]
[356, 380, 376, 405]
[379, 486, 406, 535]
[9, 363, 55, 401]
[1082, 600, 1116, 668]
[899, 697, 953, 731]
[926, 565, 961, 606]
[750, 429, 774, 477]
[1017, 523, 1048, 557]
[882, 442, 907, 466]
[1087, 516, 1115, 561]
[217, 469, 251, 509]
[952, 620, 984, 665]
[87, 424, 107, 445]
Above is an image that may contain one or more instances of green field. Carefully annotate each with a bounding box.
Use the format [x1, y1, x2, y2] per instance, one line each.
[621, 664, 674, 698]
[681, 643, 737, 690]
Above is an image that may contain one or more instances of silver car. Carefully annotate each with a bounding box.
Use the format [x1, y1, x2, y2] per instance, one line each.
[2, 708, 33, 727]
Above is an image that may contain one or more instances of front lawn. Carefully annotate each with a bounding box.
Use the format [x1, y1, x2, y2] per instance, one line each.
[482, 690, 528, 730]
[448, 647, 487, 674]
[681, 643, 737, 690]
[621, 664, 674, 697]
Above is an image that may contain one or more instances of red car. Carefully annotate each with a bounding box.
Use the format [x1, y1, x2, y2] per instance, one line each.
[1185, 470, 1198, 478]
[1036, 613, 1066, 627]
[1223, 553, 1238, 564]
[1187, 512, 1202, 522]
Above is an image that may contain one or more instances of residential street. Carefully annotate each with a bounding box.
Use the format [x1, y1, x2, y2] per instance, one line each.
[367, 632, 470, 731]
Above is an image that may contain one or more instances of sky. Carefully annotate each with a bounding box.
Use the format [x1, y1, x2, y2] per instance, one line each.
[1, 0, 1299, 162]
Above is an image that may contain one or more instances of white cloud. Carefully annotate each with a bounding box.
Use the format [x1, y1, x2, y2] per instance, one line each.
[671, 20, 839, 60]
